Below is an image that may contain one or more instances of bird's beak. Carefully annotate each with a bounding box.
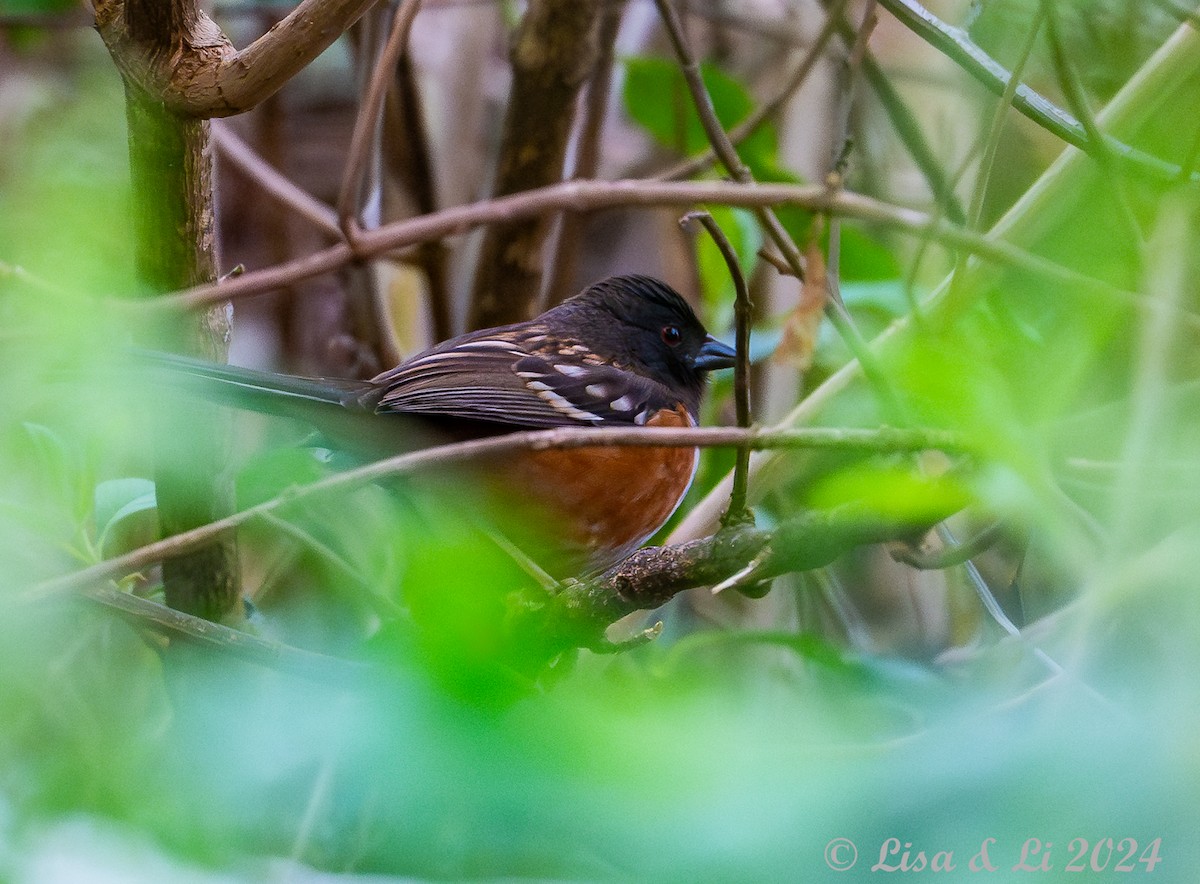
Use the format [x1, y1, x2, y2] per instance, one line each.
[692, 335, 738, 371]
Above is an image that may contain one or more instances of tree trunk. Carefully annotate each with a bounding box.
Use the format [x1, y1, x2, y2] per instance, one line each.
[468, 0, 604, 329]
[119, 0, 241, 620]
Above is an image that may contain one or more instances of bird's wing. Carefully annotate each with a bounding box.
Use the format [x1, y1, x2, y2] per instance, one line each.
[372, 335, 677, 429]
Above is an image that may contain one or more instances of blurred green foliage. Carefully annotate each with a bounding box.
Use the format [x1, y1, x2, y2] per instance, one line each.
[2, 6, 1200, 882]
[622, 55, 776, 162]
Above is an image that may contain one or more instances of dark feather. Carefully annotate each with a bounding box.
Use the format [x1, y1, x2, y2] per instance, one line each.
[373, 326, 679, 429]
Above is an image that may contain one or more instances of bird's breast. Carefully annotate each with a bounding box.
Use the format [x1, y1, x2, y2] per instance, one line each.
[488, 405, 698, 573]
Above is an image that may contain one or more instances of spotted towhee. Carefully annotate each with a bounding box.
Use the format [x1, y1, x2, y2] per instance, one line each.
[148, 275, 736, 573]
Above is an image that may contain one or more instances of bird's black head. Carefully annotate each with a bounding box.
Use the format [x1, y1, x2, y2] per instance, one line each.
[553, 275, 735, 404]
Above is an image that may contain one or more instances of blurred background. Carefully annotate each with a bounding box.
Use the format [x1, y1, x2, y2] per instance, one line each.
[2, 0, 1200, 879]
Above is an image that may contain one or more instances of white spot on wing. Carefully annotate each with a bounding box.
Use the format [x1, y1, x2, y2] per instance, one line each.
[634, 410, 649, 425]
[584, 384, 608, 399]
[535, 388, 601, 422]
[610, 395, 634, 412]
[554, 363, 587, 377]
[404, 351, 464, 365]
[462, 339, 524, 353]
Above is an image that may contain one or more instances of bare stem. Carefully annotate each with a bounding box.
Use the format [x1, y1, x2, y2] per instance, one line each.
[26, 424, 966, 603]
[148, 178, 1166, 331]
[338, 0, 425, 235]
[81, 583, 372, 683]
[659, 0, 851, 182]
[681, 211, 753, 522]
[212, 121, 341, 239]
[652, 0, 906, 421]
[875, 0, 1197, 183]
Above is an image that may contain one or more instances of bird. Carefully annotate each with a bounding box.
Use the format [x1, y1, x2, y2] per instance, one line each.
[146, 275, 736, 575]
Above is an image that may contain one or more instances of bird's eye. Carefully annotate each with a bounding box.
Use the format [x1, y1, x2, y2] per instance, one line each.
[661, 325, 682, 346]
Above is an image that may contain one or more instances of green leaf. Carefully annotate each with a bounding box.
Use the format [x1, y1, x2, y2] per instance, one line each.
[93, 478, 157, 553]
[695, 206, 761, 326]
[807, 465, 971, 521]
[750, 162, 813, 244]
[236, 447, 331, 509]
[21, 421, 85, 516]
[837, 226, 901, 281]
[622, 56, 776, 167]
[839, 280, 909, 317]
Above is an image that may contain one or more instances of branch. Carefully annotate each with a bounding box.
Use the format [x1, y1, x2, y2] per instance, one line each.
[660, 0, 969, 226]
[652, 0, 907, 425]
[338, 0, 424, 236]
[93, 0, 381, 118]
[963, 6, 1045, 233]
[682, 211, 753, 522]
[212, 122, 341, 239]
[81, 583, 372, 683]
[25, 425, 966, 603]
[161, 179, 1155, 325]
[817, 0, 968, 226]
[527, 504, 946, 652]
[659, 0, 850, 183]
[875, 0, 1199, 183]
[669, 20, 1200, 544]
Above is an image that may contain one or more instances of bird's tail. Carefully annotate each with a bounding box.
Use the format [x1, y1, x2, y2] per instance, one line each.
[133, 349, 376, 422]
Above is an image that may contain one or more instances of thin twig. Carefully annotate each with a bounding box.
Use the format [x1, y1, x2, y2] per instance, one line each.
[653, 0, 906, 422]
[823, 0, 879, 317]
[653, 0, 753, 186]
[944, 6, 1043, 318]
[146, 178, 1182, 331]
[900, 140, 981, 323]
[26, 424, 967, 603]
[79, 583, 372, 684]
[1041, 0, 1144, 244]
[875, 0, 1198, 183]
[669, 20, 1200, 544]
[681, 211, 753, 522]
[890, 520, 1005, 569]
[337, 0, 425, 236]
[938, 523, 1072, 683]
[818, 0, 968, 225]
[212, 122, 342, 239]
[756, 247, 793, 277]
[658, 0, 850, 182]
[965, 7, 1044, 232]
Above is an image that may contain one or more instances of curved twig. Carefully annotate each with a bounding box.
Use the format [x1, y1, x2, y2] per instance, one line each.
[26, 424, 966, 603]
[681, 211, 753, 522]
[338, 0, 425, 236]
[212, 122, 342, 239]
[150, 178, 1173, 331]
